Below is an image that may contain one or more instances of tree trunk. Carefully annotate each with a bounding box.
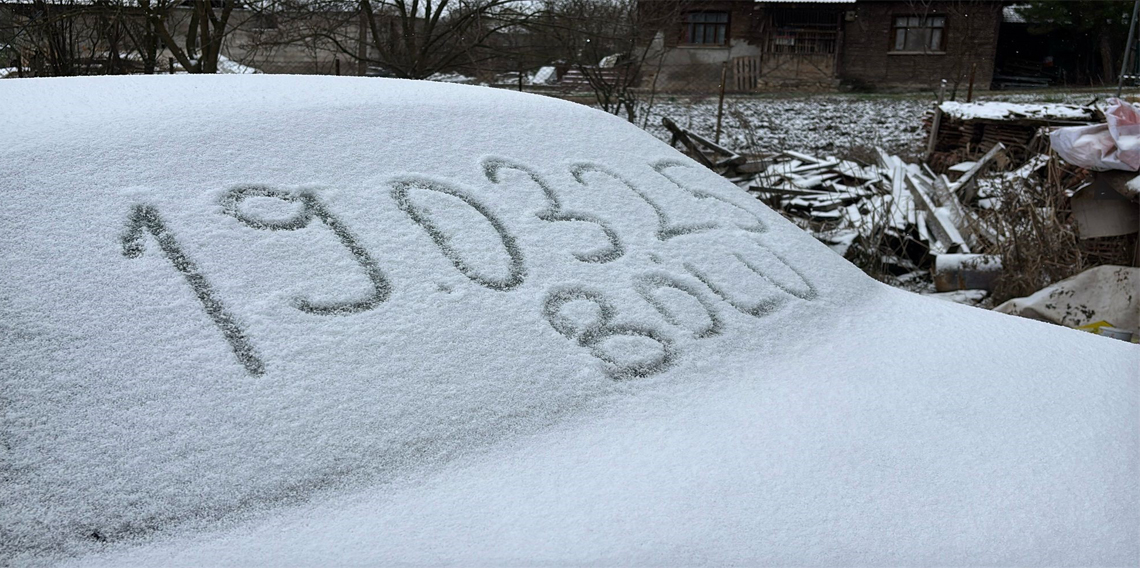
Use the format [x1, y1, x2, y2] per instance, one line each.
[357, 7, 369, 76]
[143, 20, 157, 74]
[198, 1, 211, 72]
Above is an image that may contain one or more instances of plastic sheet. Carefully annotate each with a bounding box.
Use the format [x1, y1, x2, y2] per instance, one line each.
[1050, 98, 1140, 172]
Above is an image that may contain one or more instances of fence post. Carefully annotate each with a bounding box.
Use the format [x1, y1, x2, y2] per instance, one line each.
[169, 57, 175, 74]
[358, 6, 369, 76]
[966, 63, 977, 103]
[11, 58, 21, 78]
[335, 58, 341, 76]
[925, 79, 947, 162]
[714, 61, 728, 145]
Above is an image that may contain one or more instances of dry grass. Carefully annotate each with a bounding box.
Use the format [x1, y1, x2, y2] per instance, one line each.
[984, 156, 1085, 304]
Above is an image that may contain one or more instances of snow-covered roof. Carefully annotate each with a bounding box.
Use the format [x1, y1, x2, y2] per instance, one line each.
[1003, 4, 1028, 24]
[2, 75, 1137, 566]
[939, 100, 1097, 122]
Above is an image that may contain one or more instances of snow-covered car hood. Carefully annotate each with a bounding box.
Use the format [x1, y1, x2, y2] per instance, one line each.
[1, 75, 1137, 566]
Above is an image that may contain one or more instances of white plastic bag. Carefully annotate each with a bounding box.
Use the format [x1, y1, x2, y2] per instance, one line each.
[1106, 97, 1140, 169]
[1050, 98, 1140, 172]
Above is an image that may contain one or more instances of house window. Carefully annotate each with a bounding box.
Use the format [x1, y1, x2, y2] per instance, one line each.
[769, 6, 840, 55]
[891, 15, 946, 52]
[684, 12, 728, 45]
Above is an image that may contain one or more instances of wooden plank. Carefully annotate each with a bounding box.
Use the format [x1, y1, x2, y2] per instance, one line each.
[783, 150, 825, 164]
[952, 142, 1006, 202]
[685, 128, 740, 160]
[925, 81, 946, 160]
[661, 117, 716, 170]
[733, 56, 759, 92]
[903, 170, 969, 253]
[931, 174, 998, 248]
[748, 185, 833, 197]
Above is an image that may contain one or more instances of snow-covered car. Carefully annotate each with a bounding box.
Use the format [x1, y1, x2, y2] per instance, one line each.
[1, 76, 1137, 566]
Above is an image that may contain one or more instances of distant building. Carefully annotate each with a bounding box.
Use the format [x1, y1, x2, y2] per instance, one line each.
[638, 0, 1004, 92]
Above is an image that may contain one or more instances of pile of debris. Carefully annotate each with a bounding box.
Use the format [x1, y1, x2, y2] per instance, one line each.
[741, 146, 1005, 283]
[924, 100, 1097, 171]
[662, 97, 1140, 340]
[660, 115, 1011, 284]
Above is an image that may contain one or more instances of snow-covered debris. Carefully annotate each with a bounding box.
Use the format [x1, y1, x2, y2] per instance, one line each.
[1002, 4, 1028, 23]
[927, 99, 1093, 171]
[425, 71, 476, 84]
[939, 101, 1095, 122]
[742, 148, 999, 278]
[1, 75, 1137, 567]
[217, 55, 261, 74]
[927, 288, 989, 305]
[530, 65, 558, 85]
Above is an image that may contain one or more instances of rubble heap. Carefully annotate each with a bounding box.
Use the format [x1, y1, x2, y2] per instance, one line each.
[743, 147, 1004, 280]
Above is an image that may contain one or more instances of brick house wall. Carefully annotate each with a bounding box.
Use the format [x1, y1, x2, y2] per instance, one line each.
[638, 0, 1003, 92]
[838, 0, 1002, 91]
[638, 0, 762, 48]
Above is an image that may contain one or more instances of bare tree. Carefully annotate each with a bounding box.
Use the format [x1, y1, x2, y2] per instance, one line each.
[246, 0, 525, 79]
[2, 0, 94, 75]
[0, 0, 160, 75]
[529, 0, 687, 123]
[139, 0, 238, 73]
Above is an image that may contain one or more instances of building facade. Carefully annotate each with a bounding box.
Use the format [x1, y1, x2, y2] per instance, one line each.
[639, 0, 1003, 92]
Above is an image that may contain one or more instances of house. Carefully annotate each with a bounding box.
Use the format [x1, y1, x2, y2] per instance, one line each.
[638, 0, 1004, 92]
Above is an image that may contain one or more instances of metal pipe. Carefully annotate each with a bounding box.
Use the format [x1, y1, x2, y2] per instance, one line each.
[1117, 0, 1140, 97]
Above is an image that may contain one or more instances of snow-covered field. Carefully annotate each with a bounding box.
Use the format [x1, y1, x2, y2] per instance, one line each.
[1, 76, 1137, 566]
[637, 91, 1115, 159]
[642, 95, 931, 158]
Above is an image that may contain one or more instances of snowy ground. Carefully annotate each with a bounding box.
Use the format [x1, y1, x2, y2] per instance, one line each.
[634, 90, 1120, 160]
[2, 76, 1137, 566]
[642, 95, 930, 158]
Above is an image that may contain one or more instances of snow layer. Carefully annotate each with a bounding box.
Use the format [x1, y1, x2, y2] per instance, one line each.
[1, 75, 1137, 566]
[939, 101, 1095, 122]
[58, 288, 1140, 567]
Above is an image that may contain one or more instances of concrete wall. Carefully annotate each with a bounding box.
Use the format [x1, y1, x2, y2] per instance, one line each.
[641, 0, 763, 92]
[652, 39, 762, 92]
